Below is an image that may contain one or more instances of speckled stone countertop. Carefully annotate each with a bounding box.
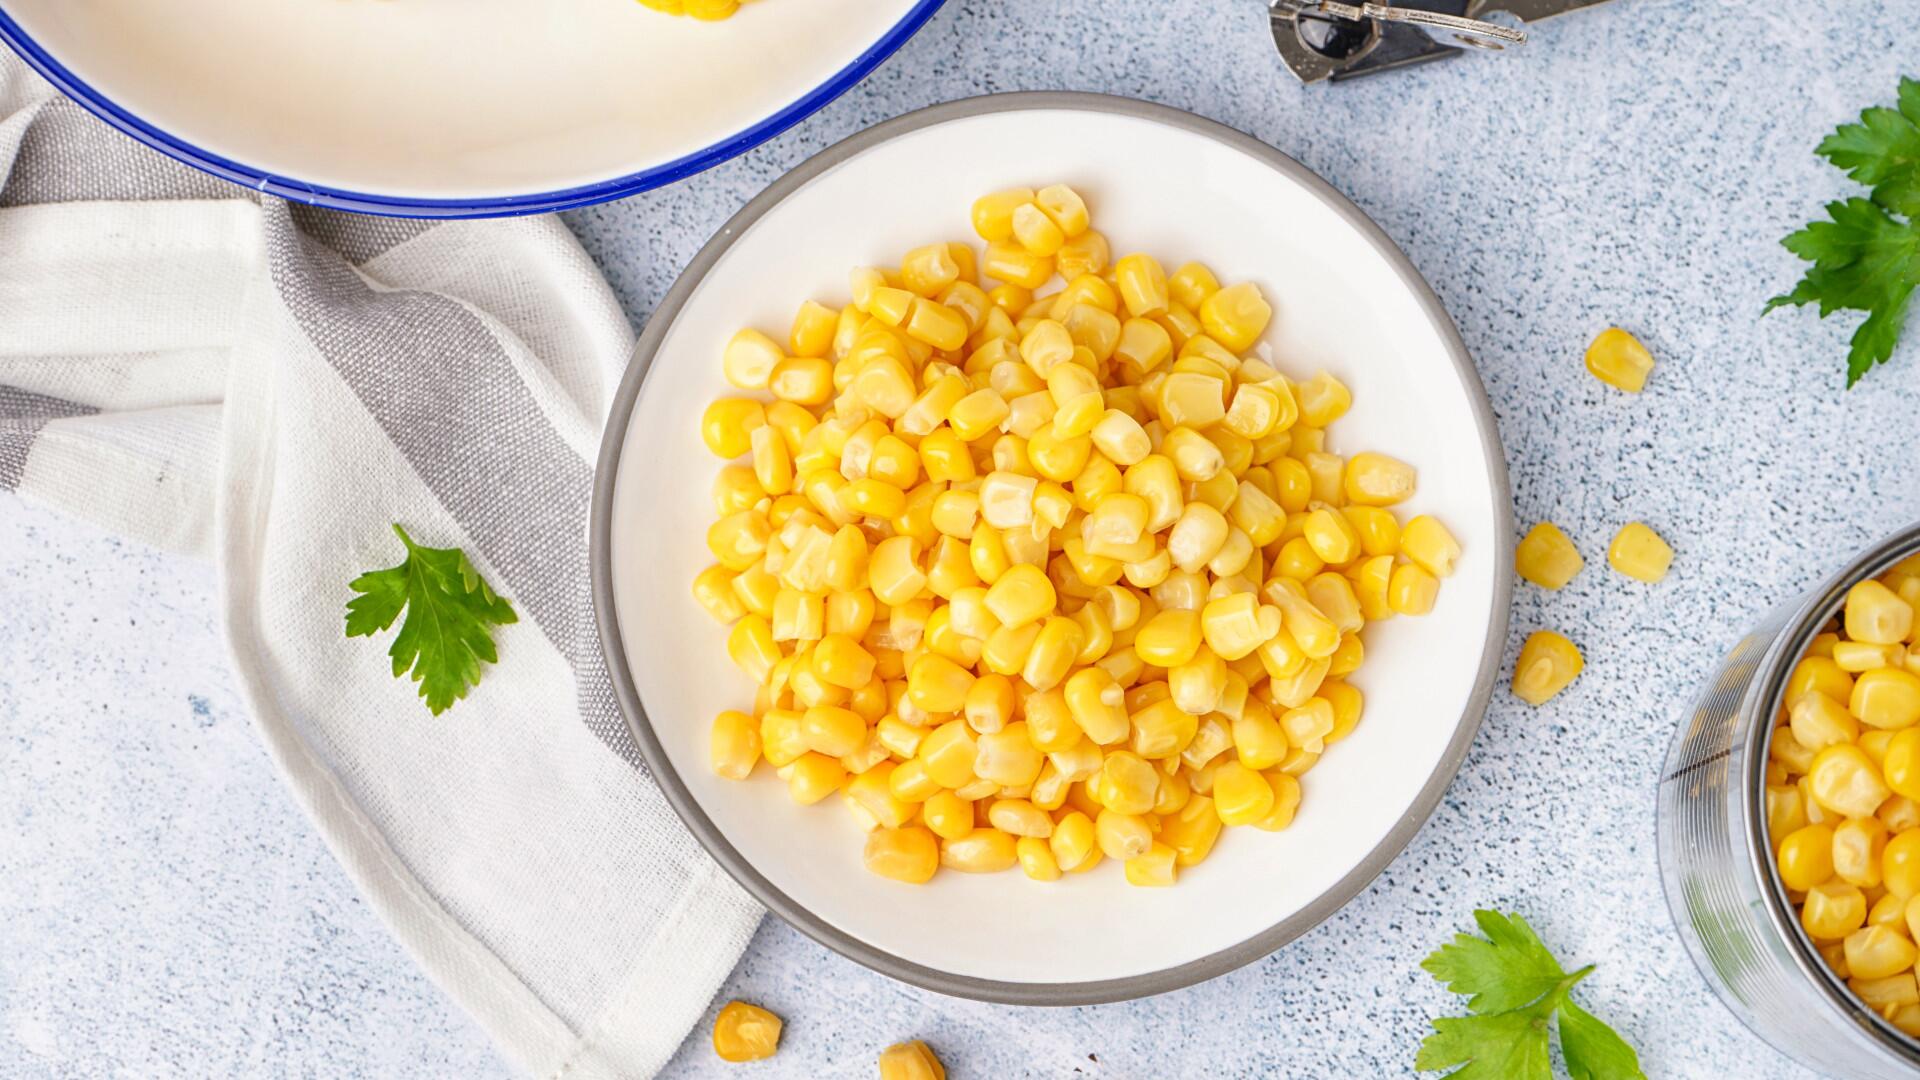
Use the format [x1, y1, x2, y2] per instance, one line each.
[5, 1, 1920, 1077]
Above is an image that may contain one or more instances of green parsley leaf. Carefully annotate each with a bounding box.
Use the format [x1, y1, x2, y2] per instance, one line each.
[1421, 910, 1569, 1014]
[1767, 198, 1920, 385]
[1417, 911, 1646, 1080]
[1769, 76, 1920, 386]
[1416, 992, 1560, 1080]
[1816, 77, 1920, 217]
[345, 524, 518, 715]
[1557, 998, 1646, 1080]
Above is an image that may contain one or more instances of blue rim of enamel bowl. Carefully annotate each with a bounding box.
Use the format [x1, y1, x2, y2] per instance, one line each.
[0, 1, 947, 219]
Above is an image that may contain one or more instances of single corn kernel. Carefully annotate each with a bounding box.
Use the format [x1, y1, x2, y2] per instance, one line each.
[1512, 630, 1583, 705]
[1790, 691, 1860, 752]
[979, 471, 1039, 531]
[1886, 729, 1920, 801]
[1125, 842, 1179, 887]
[863, 826, 940, 884]
[908, 654, 975, 714]
[971, 188, 1035, 241]
[990, 799, 1053, 838]
[1516, 522, 1584, 590]
[1293, 372, 1351, 427]
[1854, 668, 1920, 730]
[701, 398, 766, 459]
[1135, 608, 1204, 668]
[1197, 282, 1271, 352]
[1846, 925, 1919, 980]
[722, 329, 784, 390]
[1303, 508, 1362, 566]
[1387, 563, 1439, 616]
[1096, 809, 1153, 860]
[1050, 810, 1098, 871]
[712, 1001, 782, 1062]
[1056, 229, 1111, 280]
[1011, 202, 1067, 256]
[1835, 641, 1905, 673]
[1202, 592, 1283, 662]
[1890, 831, 1920, 898]
[1091, 409, 1152, 466]
[1809, 743, 1892, 818]
[1400, 515, 1461, 578]
[786, 752, 845, 805]
[1114, 253, 1169, 318]
[878, 1041, 947, 1080]
[768, 355, 834, 405]
[1788, 656, 1857, 708]
[920, 720, 980, 789]
[1342, 451, 1415, 507]
[1160, 371, 1228, 429]
[1803, 880, 1869, 940]
[787, 297, 840, 357]
[1848, 580, 1916, 646]
[1213, 761, 1276, 826]
[1608, 522, 1674, 583]
[1168, 262, 1220, 312]
[983, 563, 1055, 630]
[1162, 794, 1224, 866]
[1835, 816, 1890, 888]
[1024, 616, 1086, 691]
[710, 710, 762, 780]
[1778, 822, 1837, 891]
[1851, 973, 1920, 1011]
[922, 791, 975, 841]
[1584, 327, 1654, 392]
[1034, 184, 1090, 237]
[975, 725, 1046, 787]
[943, 828, 1019, 872]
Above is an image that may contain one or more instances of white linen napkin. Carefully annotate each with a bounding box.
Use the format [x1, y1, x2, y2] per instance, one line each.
[0, 53, 761, 1078]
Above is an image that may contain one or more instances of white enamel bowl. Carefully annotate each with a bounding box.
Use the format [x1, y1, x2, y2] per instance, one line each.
[0, 0, 942, 216]
[592, 94, 1513, 1003]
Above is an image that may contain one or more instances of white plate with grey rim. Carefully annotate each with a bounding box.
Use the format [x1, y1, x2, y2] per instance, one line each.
[591, 92, 1513, 1004]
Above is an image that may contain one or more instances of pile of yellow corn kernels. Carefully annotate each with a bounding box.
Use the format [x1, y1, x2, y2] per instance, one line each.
[1766, 557, 1920, 1035]
[695, 183, 1461, 886]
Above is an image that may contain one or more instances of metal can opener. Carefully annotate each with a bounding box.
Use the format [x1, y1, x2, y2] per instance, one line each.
[1269, 0, 1614, 83]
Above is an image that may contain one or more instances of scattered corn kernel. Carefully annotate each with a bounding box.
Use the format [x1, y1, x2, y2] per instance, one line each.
[1515, 522, 1584, 590]
[877, 1040, 947, 1080]
[1512, 630, 1583, 705]
[1584, 327, 1655, 392]
[1608, 522, 1673, 583]
[712, 1001, 782, 1062]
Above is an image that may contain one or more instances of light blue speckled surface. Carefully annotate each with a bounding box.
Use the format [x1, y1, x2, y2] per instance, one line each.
[5, 0, 1920, 1076]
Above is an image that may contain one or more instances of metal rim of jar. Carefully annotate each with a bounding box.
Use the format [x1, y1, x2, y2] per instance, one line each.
[1744, 521, 1920, 1062]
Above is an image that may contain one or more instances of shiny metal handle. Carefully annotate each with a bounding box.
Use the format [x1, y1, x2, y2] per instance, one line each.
[1277, 1, 1530, 48]
[1356, 2, 1527, 44]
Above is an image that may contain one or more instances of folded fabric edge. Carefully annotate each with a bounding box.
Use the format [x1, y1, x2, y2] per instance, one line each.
[548, 859, 762, 1079]
[215, 616, 580, 1074]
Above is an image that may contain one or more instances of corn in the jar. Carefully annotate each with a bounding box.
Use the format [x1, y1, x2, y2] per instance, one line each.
[1767, 557, 1920, 1036]
[695, 184, 1460, 886]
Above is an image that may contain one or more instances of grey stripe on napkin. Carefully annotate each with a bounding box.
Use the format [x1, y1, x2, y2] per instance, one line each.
[0, 70, 644, 767]
[263, 214, 640, 765]
[0, 385, 96, 489]
[0, 96, 231, 206]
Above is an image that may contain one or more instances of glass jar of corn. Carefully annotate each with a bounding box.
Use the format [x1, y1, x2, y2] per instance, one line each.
[1659, 528, 1920, 1079]
[694, 184, 1460, 887]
